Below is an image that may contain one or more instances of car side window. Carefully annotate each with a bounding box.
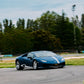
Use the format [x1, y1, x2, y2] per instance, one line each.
[22, 53, 28, 57]
[27, 53, 34, 58]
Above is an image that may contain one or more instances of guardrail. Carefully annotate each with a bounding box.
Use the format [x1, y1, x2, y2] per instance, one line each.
[4, 55, 13, 57]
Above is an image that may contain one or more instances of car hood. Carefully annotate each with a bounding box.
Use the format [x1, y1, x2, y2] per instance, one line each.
[35, 55, 64, 64]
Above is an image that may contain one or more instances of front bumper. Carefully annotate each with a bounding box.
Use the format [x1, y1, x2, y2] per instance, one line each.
[38, 62, 65, 68]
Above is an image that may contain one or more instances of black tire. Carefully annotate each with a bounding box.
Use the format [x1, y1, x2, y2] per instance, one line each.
[33, 61, 38, 70]
[16, 61, 24, 70]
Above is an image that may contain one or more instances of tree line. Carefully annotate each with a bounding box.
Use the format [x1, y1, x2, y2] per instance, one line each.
[0, 11, 84, 55]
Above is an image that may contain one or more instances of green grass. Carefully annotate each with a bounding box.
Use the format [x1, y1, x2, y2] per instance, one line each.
[3, 56, 17, 58]
[0, 63, 15, 68]
[0, 58, 84, 68]
[65, 58, 84, 65]
[0, 60, 15, 68]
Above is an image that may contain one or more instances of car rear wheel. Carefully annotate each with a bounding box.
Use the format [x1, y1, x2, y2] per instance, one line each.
[16, 61, 24, 70]
[33, 61, 38, 70]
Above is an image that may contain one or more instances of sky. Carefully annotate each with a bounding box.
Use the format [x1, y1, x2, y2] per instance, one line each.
[0, 0, 84, 25]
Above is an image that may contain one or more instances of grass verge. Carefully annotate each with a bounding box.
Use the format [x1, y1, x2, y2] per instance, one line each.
[0, 60, 15, 68]
[0, 58, 84, 68]
[65, 58, 84, 65]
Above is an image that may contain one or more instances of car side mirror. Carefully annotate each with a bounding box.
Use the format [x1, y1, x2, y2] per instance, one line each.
[27, 57, 32, 60]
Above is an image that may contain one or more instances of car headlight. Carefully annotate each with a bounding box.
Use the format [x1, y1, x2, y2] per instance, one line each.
[61, 58, 65, 61]
[41, 60, 47, 62]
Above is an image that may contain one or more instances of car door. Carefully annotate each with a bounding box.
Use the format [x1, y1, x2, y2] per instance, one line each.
[27, 53, 34, 66]
[22, 53, 30, 66]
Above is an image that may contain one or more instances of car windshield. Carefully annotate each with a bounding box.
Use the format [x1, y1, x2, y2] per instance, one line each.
[35, 51, 57, 57]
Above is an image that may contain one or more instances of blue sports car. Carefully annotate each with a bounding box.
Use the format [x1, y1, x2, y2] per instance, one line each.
[15, 51, 65, 70]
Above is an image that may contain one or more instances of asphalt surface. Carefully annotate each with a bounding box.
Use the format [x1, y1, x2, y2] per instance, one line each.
[0, 66, 84, 84]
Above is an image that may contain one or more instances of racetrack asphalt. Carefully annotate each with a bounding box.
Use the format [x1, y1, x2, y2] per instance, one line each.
[0, 66, 84, 84]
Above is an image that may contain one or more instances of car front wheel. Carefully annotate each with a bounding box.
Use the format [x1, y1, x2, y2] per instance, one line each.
[16, 61, 24, 70]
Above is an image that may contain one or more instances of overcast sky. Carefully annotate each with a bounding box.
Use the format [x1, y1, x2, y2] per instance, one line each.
[0, 0, 84, 24]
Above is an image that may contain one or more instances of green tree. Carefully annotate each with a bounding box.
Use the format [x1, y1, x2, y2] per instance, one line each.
[9, 20, 15, 29]
[27, 19, 33, 29]
[32, 29, 62, 51]
[3, 19, 15, 32]
[81, 14, 84, 28]
[2, 29, 33, 54]
[81, 27, 84, 49]
[3, 19, 9, 32]
[0, 32, 3, 52]
[33, 20, 39, 31]
[16, 18, 25, 29]
[39, 11, 58, 31]
[0, 22, 2, 32]
[55, 12, 74, 49]
[75, 27, 81, 48]
[35, 11, 75, 49]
